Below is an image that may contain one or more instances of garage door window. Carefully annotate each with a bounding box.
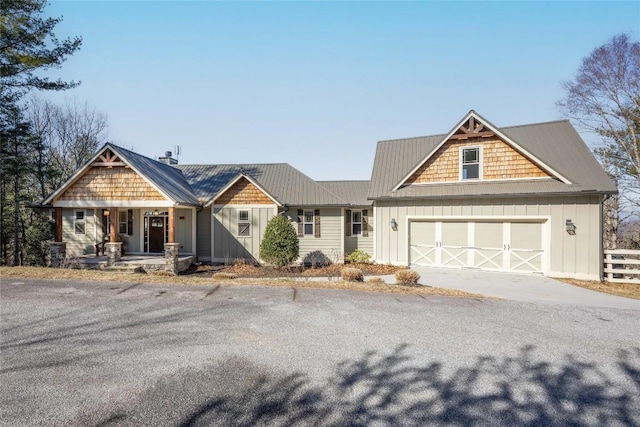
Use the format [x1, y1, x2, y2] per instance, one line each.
[461, 147, 481, 180]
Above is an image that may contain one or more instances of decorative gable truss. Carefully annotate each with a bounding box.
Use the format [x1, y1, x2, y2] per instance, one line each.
[43, 146, 174, 207]
[394, 111, 571, 190]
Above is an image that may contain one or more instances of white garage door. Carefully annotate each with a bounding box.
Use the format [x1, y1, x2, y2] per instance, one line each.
[409, 220, 545, 274]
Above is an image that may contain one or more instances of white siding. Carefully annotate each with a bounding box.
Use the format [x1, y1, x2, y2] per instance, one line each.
[285, 207, 343, 263]
[375, 196, 602, 280]
[213, 205, 276, 262]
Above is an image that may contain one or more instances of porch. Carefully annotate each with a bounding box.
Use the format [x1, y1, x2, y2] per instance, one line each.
[75, 253, 196, 273]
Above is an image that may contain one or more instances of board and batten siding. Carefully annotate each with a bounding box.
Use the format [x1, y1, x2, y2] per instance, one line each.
[344, 207, 374, 257]
[374, 196, 602, 280]
[285, 207, 343, 263]
[196, 207, 212, 260]
[175, 208, 194, 254]
[62, 208, 99, 255]
[212, 205, 276, 262]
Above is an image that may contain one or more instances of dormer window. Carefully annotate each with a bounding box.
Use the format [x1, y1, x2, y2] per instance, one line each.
[461, 147, 481, 180]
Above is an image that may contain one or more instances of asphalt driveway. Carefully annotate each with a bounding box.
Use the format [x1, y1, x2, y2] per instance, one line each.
[1, 278, 639, 426]
[406, 266, 640, 309]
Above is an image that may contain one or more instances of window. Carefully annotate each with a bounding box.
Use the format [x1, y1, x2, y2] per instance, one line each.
[238, 210, 250, 237]
[303, 211, 314, 236]
[74, 210, 85, 234]
[352, 211, 362, 236]
[119, 211, 128, 234]
[461, 147, 481, 180]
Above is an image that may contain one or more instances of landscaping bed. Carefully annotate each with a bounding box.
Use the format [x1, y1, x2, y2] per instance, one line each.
[185, 261, 406, 279]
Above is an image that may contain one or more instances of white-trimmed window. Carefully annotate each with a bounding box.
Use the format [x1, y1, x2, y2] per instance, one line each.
[351, 210, 362, 236]
[238, 210, 250, 237]
[74, 210, 86, 234]
[303, 211, 314, 236]
[119, 211, 128, 234]
[461, 147, 481, 180]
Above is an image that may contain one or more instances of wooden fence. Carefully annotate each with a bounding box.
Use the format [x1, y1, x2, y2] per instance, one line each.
[604, 249, 640, 284]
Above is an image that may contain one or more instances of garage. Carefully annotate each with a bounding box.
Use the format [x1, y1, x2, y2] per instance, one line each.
[409, 219, 547, 274]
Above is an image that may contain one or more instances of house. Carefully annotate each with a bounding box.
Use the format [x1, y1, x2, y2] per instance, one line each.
[369, 110, 616, 280]
[39, 146, 372, 269]
[38, 110, 616, 279]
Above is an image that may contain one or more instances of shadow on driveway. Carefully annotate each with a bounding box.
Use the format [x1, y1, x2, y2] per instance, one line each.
[84, 344, 640, 427]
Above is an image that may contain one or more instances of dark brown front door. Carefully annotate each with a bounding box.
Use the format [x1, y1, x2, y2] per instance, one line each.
[149, 217, 165, 252]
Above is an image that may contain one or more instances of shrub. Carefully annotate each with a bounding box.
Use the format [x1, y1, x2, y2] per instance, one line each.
[259, 215, 299, 268]
[303, 250, 332, 268]
[341, 267, 364, 282]
[366, 277, 386, 285]
[395, 270, 420, 286]
[212, 272, 238, 280]
[345, 249, 371, 264]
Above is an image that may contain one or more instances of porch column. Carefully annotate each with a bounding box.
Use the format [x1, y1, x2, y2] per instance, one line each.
[168, 207, 175, 243]
[109, 207, 118, 241]
[54, 207, 62, 242]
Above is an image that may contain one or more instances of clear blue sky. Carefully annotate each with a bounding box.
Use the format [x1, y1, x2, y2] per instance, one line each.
[44, 1, 639, 180]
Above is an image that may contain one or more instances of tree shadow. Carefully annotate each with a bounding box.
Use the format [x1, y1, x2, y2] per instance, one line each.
[87, 345, 639, 427]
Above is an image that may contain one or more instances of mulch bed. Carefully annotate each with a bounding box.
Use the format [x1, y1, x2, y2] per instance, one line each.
[184, 261, 405, 279]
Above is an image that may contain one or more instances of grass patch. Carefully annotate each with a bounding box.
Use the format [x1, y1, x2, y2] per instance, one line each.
[558, 278, 640, 300]
[0, 266, 488, 298]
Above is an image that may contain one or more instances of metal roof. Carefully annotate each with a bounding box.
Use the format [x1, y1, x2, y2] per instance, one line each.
[317, 181, 372, 206]
[369, 119, 617, 199]
[177, 163, 347, 206]
[109, 144, 200, 205]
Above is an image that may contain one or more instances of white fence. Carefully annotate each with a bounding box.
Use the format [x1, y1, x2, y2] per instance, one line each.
[604, 249, 640, 284]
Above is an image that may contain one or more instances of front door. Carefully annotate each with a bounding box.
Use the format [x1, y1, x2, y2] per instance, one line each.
[149, 217, 165, 252]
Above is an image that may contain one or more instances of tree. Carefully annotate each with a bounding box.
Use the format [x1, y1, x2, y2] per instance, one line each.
[260, 215, 299, 268]
[0, 0, 81, 265]
[1, 0, 82, 93]
[559, 33, 640, 249]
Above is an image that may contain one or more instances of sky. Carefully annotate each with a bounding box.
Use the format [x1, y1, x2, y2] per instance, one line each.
[43, 1, 639, 181]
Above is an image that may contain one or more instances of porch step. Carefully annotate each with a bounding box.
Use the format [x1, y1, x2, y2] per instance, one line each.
[103, 265, 147, 274]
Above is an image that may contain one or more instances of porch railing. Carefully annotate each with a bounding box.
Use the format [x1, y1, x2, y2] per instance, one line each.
[604, 249, 640, 284]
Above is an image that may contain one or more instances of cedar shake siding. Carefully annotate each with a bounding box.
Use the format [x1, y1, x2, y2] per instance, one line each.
[404, 137, 549, 186]
[58, 167, 166, 201]
[214, 178, 273, 205]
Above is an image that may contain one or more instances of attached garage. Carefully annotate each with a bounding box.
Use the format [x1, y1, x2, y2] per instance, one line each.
[409, 218, 548, 274]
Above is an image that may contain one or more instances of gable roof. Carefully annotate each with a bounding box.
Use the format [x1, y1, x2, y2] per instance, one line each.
[207, 173, 281, 207]
[392, 110, 571, 190]
[369, 116, 617, 199]
[317, 181, 372, 206]
[42, 143, 200, 206]
[177, 163, 347, 206]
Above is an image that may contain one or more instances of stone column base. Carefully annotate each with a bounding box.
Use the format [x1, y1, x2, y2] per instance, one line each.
[164, 243, 180, 275]
[50, 242, 67, 268]
[105, 242, 123, 266]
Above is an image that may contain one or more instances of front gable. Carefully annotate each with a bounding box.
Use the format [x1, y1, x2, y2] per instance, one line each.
[46, 146, 172, 206]
[213, 176, 276, 205]
[395, 111, 570, 189]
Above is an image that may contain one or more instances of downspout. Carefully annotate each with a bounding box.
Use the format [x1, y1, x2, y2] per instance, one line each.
[599, 194, 609, 281]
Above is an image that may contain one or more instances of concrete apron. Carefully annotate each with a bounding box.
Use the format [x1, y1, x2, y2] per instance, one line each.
[407, 266, 640, 310]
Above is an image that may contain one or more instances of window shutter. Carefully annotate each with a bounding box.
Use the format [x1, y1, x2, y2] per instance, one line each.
[345, 209, 352, 236]
[127, 209, 134, 236]
[314, 209, 321, 238]
[297, 210, 303, 237]
[362, 209, 369, 237]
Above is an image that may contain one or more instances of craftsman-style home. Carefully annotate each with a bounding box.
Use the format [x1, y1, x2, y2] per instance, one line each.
[38, 110, 616, 279]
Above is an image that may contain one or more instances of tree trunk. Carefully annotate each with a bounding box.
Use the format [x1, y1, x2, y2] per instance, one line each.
[603, 194, 619, 250]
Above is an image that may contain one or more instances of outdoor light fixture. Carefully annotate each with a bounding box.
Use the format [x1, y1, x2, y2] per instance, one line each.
[390, 218, 398, 231]
[153, 209, 159, 216]
[566, 219, 576, 235]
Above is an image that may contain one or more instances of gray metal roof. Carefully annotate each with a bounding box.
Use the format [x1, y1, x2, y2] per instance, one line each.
[109, 144, 200, 205]
[177, 163, 347, 206]
[369, 119, 617, 199]
[317, 181, 372, 206]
